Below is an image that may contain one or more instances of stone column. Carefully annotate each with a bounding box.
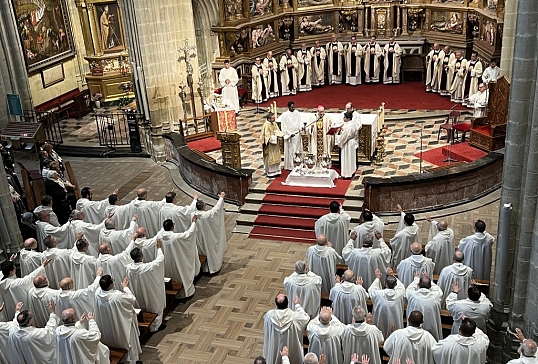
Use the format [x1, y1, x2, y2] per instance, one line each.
[499, 0, 518, 79]
[121, 0, 199, 162]
[401, 7, 408, 36]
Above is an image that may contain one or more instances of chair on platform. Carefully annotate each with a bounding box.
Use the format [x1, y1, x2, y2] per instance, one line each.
[437, 110, 461, 143]
[453, 115, 472, 142]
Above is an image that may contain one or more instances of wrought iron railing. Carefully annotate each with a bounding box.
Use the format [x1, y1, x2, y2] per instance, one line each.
[22, 110, 63, 145]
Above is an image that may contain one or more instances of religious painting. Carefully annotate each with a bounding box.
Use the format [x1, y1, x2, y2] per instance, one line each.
[339, 10, 358, 33]
[430, 11, 463, 34]
[249, 0, 272, 17]
[297, 0, 333, 9]
[481, 18, 496, 46]
[278, 16, 294, 41]
[91, 2, 125, 54]
[227, 28, 250, 55]
[252, 23, 276, 48]
[486, 0, 497, 11]
[11, 0, 75, 73]
[298, 14, 334, 37]
[468, 12, 480, 38]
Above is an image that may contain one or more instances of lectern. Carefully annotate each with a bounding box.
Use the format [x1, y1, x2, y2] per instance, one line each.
[217, 132, 241, 170]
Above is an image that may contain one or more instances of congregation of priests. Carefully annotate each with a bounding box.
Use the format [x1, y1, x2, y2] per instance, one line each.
[0, 187, 227, 364]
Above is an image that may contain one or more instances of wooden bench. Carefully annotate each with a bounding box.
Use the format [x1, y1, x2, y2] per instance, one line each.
[109, 347, 128, 364]
[137, 310, 158, 333]
[199, 254, 207, 266]
[165, 281, 184, 296]
[35, 88, 92, 120]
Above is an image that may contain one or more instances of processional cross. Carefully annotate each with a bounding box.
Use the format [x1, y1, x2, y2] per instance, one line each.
[177, 38, 198, 118]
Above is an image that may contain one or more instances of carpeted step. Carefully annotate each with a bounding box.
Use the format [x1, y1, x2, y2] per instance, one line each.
[254, 215, 316, 230]
[266, 170, 352, 198]
[249, 226, 316, 243]
[263, 193, 344, 208]
[258, 204, 328, 219]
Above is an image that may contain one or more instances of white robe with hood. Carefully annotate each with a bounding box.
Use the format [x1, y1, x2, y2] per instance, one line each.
[131, 198, 166, 238]
[306, 244, 342, 294]
[278, 110, 304, 171]
[425, 221, 455, 275]
[396, 255, 435, 287]
[105, 204, 134, 230]
[307, 315, 346, 364]
[71, 219, 106, 257]
[406, 277, 443, 340]
[56, 319, 110, 364]
[96, 240, 135, 287]
[27, 286, 61, 328]
[314, 210, 351, 262]
[342, 322, 384, 364]
[159, 199, 197, 233]
[457, 231, 495, 280]
[19, 249, 43, 276]
[70, 251, 97, 289]
[9, 313, 60, 364]
[42, 247, 74, 289]
[384, 326, 437, 364]
[0, 265, 45, 319]
[390, 212, 421, 268]
[36, 221, 75, 250]
[99, 220, 138, 252]
[329, 281, 369, 325]
[133, 237, 157, 263]
[353, 214, 385, 248]
[56, 276, 101, 327]
[433, 328, 489, 364]
[76, 197, 110, 225]
[342, 238, 391, 289]
[0, 309, 20, 364]
[283, 271, 322, 319]
[437, 262, 474, 309]
[368, 277, 406, 339]
[446, 292, 492, 334]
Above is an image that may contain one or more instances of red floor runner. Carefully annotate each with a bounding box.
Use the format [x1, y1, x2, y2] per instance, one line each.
[187, 137, 221, 153]
[259, 204, 327, 219]
[265, 170, 352, 198]
[257, 82, 467, 111]
[262, 194, 344, 207]
[249, 226, 317, 243]
[415, 142, 488, 167]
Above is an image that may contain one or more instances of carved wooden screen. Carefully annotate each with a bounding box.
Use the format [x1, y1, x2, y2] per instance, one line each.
[487, 76, 510, 126]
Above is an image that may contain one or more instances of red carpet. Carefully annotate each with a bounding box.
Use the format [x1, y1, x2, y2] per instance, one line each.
[187, 137, 221, 153]
[249, 170, 351, 244]
[415, 142, 488, 167]
[256, 82, 466, 110]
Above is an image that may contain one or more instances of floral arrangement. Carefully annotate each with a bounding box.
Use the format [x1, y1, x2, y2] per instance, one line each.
[92, 92, 103, 101]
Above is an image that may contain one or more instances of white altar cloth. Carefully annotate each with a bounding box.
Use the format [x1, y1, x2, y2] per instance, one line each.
[282, 169, 340, 188]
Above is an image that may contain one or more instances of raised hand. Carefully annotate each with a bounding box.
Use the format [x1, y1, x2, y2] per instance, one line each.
[426, 214, 432, 222]
[422, 271, 429, 277]
[192, 215, 199, 223]
[350, 230, 357, 240]
[374, 230, 382, 240]
[88, 312, 95, 320]
[131, 233, 138, 241]
[452, 280, 461, 293]
[9, 253, 17, 261]
[334, 274, 342, 284]
[366, 312, 373, 324]
[156, 239, 162, 249]
[76, 232, 84, 241]
[122, 277, 129, 288]
[193, 192, 201, 200]
[397, 204, 403, 213]
[414, 271, 421, 278]
[391, 323, 397, 333]
[356, 276, 363, 286]
[113, 189, 119, 195]
[132, 214, 138, 221]
[406, 359, 414, 364]
[386, 267, 394, 276]
[15, 302, 23, 312]
[320, 306, 333, 316]
[293, 295, 300, 306]
[42, 258, 52, 267]
[327, 241, 333, 248]
[96, 267, 104, 276]
[280, 346, 288, 357]
[351, 353, 358, 363]
[79, 312, 87, 324]
[361, 354, 370, 364]
[219, 191, 226, 198]
[375, 269, 382, 279]
[514, 327, 526, 342]
[47, 300, 56, 313]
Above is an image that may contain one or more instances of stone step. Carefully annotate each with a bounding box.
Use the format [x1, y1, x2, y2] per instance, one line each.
[233, 224, 253, 234]
[236, 213, 257, 227]
[244, 193, 265, 204]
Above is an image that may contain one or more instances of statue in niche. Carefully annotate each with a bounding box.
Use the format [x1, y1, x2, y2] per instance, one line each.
[230, 28, 249, 53]
[482, 20, 495, 45]
[297, 0, 332, 8]
[250, 0, 272, 17]
[224, 0, 236, 19]
[278, 16, 294, 41]
[468, 12, 480, 38]
[431, 12, 462, 34]
[339, 11, 358, 32]
[488, 0, 498, 10]
[252, 24, 276, 48]
[300, 16, 333, 36]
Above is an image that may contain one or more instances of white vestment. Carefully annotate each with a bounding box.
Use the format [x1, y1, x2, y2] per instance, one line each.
[193, 197, 226, 274]
[446, 292, 492, 334]
[56, 277, 101, 320]
[314, 210, 351, 261]
[76, 197, 110, 225]
[297, 49, 312, 91]
[307, 315, 346, 364]
[105, 204, 134, 230]
[94, 287, 141, 364]
[342, 238, 391, 289]
[133, 237, 157, 263]
[396, 255, 435, 287]
[463, 60, 483, 103]
[99, 220, 138, 253]
[279, 55, 298, 96]
[406, 277, 443, 340]
[36, 220, 75, 250]
[310, 46, 326, 86]
[56, 319, 110, 364]
[9, 313, 60, 364]
[342, 322, 384, 364]
[353, 214, 385, 248]
[345, 42, 363, 85]
[71, 219, 106, 257]
[363, 43, 383, 83]
[467, 89, 489, 117]
[440, 51, 456, 96]
[326, 41, 344, 85]
[383, 42, 402, 84]
[425, 49, 445, 92]
[383, 326, 437, 364]
[157, 222, 199, 297]
[218, 66, 240, 112]
[0, 266, 45, 319]
[450, 57, 469, 103]
[458, 231, 495, 280]
[19, 249, 43, 276]
[437, 262, 474, 309]
[390, 212, 420, 268]
[368, 277, 406, 339]
[126, 248, 165, 331]
[507, 355, 538, 364]
[27, 286, 61, 328]
[0, 310, 19, 364]
[263, 56, 279, 98]
[97, 240, 135, 287]
[251, 63, 268, 103]
[34, 205, 60, 227]
[307, 113, 335, 158]
[482, 66, 501, 83]
[43, 247, 74, 289]
[278, 110, 304, 170]
[425, 221, 455, 275]
[329, 281, 368, 324]
[306, 245, 342, 294]
[159, 199, 197, 234]
[432, 328, 489, 364]
[335, 121, 358, 178]
[130, 198, 166, 238]
[263, 305, 310, 364]
[283, 271, 322, 319]
[71, 251, 97, 289]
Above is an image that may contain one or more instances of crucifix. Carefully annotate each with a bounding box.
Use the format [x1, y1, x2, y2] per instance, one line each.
[177, 38, 198, 117]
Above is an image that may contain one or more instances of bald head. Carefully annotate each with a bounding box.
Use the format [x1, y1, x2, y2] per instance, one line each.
[104, 218, 116, 230]
[98, 243, 112, 255]
[59, 277, 74, 290]
[437, 220, 448, 231]
[137, 188, 147, 199]
[24, 238, 37, 250]
[343, 270, 354, 283]
[352, 305, 365, 323]
[295, 260, 307, 274]
[411, 242, 422, 255]
[522, 339, 538, 357]
[136, 227, 147, 238]
[319, 309, 332, 325]
[304, 353, 319, 364]
[454, 250, 464, 263]
[33, 275, 48, 288]
[61, 308, 77, 325]
[316, 234, 327, 246]
[419, 276, 432, 290]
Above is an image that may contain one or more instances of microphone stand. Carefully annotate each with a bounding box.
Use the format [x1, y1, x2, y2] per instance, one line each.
[443, 104, 458, 163]
[254, 100, 264, 114]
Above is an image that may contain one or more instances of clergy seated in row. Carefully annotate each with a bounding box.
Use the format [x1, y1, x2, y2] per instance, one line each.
[20, 238, 43, 276]
[307, 306, 346, 364]
[509, 329, 538, 364]
[433, 317, 489, 364]
[406, 273, 443, 340]
[458, 219, 495, 281]
[306, 234, 342, 294]
[35, 210, 73, 251]
[283, 260, 322, 319]
[0, 301, 22, 363]
[314, 201, 351, 263]
[95, 275, 141, 364]
[0, 258, 50, 320]
[193, 191, 227, 274]
[71, 237, 98, 289]
[437, 251, 473, 309]
[396, 242, 435, 287]
[56, 309, 110, 364]
[446, 281, 492, 335]
[329, 270, 368, 325]
[42, 235, 75, 289]
[368, 268, 406, 339]
[76, 186, 118, 225]
[97, 237, 136, 288]
[390, 205, 420, 269]
[425, 217, 455, 275]
[9, 301, 59, 363]
[342, 306, 384, 364]
[99, 214, 138, 253]
[384, 311, 437, 364]
[263, 294, 310, 364]
[342, 231, 390, 289]
[126, 242, 166, 332]
[27, 275, 60, 328]
[353, 210, 385, 248]
[157, 216, 199, 298]
[34, 195, 60, 227]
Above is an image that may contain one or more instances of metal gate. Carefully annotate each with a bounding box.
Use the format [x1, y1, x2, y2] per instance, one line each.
[22, 110, 63, 146]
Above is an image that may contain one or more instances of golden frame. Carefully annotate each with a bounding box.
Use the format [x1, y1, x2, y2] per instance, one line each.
[86, 0, 126, 55]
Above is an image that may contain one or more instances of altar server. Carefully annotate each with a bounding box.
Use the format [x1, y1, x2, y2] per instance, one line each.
[279, 101, 304, 171]
[335, 111, 358, 179]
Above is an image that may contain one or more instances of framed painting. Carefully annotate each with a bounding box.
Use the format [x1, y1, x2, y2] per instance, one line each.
[430, 11, 463, 34]
[298, 14, 334, 37]
[12, 0, 75, 73]
[89, 1, 126, 54]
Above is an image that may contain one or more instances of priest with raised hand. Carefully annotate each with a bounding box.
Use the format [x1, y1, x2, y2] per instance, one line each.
[363, 36, 382, 83]
[446, 281, 491, 335]
[283, 260, 322, 319]
[263, 294, 310, 364]
[132, 227, 158, 262]
[279, 101, 304, 171]
[94, 275, 141, 364]
[425, 215, 455, 275]
[383, 310, 437, 364]
[218, 59, 240, 114]
[345, 36, 363, 86]
[126, 240, 165, 332]
[383, 37, 403, 84]
[157, 216, 199, 298]
[27, 275, 61, 328]
[76, 187, 118, 225]
[326, 34, 344, 85]
[99, 214, 138, 252]
[315, 200, 350, 261]
[96, 237, 135, 287]
[406, 272, 443, 340]
[310, 40, 326, 87]
[19, 238, 43, 276]
[42, 235, 75, 289]
[35, 210, 75, 250]
[306, 234, 342, 294]
[70, 210, 107, 256]
[159, 191, 199, 233]
[329, 270, 368, 325]
[71, 237, 97, 289]
[353, 210, 384, 248]
[307, 306, 346, 364]
[297, 43, 312, 92]
[335, 111, 359, 179]
[342, 307, 384, 364]
[192, 191, 227, 274]
[457, 219, 494, 280]
[56, 268, 103, 324]
[130, 188, 167, 238]
[9, 300, 60, 363]
[279, 48, 298, 96]
[307, 105, 335, 160]
[0, 301, 23, 364]
[390, 204, 420, 269]
[105, 194, 133, 230]
[396, 242, 435, 287]
[437, 251, 473, 309]
[56, 309, 110, 364]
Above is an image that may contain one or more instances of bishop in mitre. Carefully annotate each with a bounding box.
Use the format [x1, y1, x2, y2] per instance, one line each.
[307, 105, 334, 159]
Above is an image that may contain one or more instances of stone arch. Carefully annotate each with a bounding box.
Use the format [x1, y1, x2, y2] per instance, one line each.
[192, 0, 219, 84]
